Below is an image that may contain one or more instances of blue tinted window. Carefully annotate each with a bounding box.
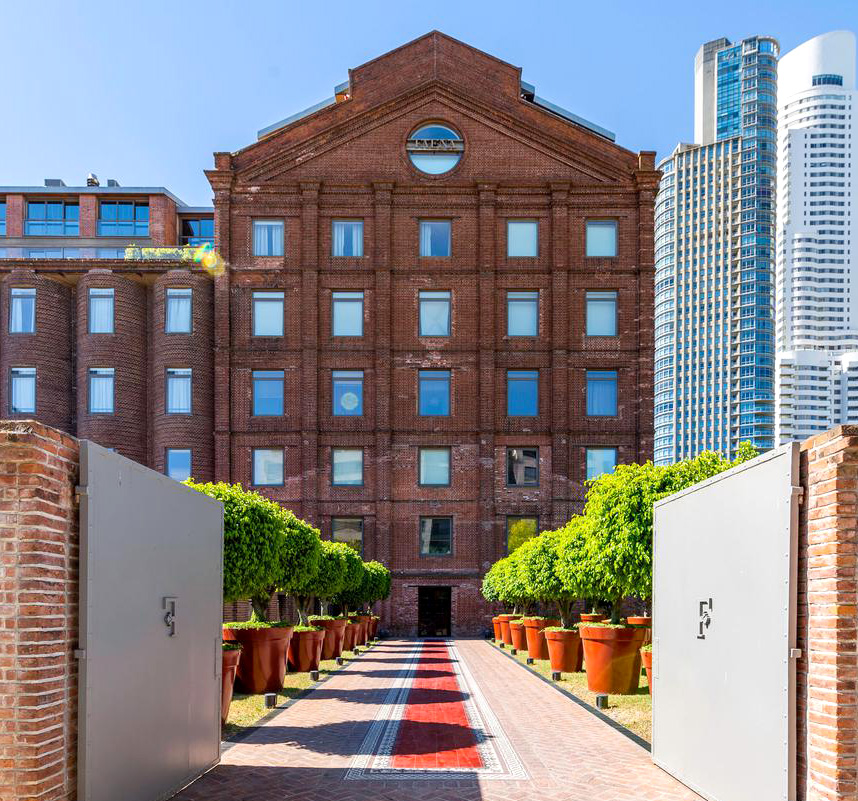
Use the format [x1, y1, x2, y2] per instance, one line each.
[332, 448, 363, 486]
[9, 288, 35, 333]
[98, 202, 148, 236]
[252, 370, 284, 416]
[507, 291, 538, 336]
[181, 218, 214, 245]
[586, 370, 618, 416]
[166, 449, 192, 482]
[507, 370, 538, 416]
[25, 201, 79, 235]
[419, 291, 451, 336]
[407, 124, 463, 175]
[419, 221, 451, 257]
[418, 370, 450, 416]
[252, 220, 284, 256]
[586, 447, 617, 480]
[0, 202, 5, 236]
[332, 291, 363, 336]
[586, 291, 618, 336]
[333, 370, 363, 416]
[332, 220, 363, 257]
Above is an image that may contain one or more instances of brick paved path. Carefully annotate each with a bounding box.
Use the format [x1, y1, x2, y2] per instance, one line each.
[173, 639, 702, 801]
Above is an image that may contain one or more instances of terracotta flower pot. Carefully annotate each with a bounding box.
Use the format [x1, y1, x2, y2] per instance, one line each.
[288, 628, 326, 672]
[580, 613, 606, 623]
[522, 618, 559, 660]
[497, 614, 519, 645]
[312, 618, 347, 660]
[223, 625, 293, 694]
[358, 615, 373, 643]
[370, 616, 380, 638]
[579, 626, 646, 694]
[509, 620, 528, 652]
[491, 617, 502, 641]
[221, 647, 242, 724]
[349, 615, 367, 646]
[641, 648, 653, 694]
[627, 616, 653, 645]
[544, 629, 581, 674]
[342, 621, 358, 652]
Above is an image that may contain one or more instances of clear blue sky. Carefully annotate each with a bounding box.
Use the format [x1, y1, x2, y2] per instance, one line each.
[2, 0, 855, 205]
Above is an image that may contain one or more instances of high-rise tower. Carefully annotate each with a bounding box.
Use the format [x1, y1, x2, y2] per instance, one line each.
[655, 36, 779, 465]
[776, 31, 858, 442]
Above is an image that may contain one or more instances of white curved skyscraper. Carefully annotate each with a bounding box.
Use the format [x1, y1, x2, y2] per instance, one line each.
[776, 31, 858, 443]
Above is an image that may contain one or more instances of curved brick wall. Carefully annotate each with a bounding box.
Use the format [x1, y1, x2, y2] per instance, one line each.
[151, 270, 214, 481]
[76, 271, 147, 463]
[0, 270, 73, 431]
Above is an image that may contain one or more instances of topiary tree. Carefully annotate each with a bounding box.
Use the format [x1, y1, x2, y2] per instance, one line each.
[362, 561, 391, 613]
[517, 520, 591, 628]
[495, 548, 533, 615]
[184, 481, 297, 623]
[481, 558, 503, 606]
[334, 556, 367, 616]
[273, 512, 322, 622]
[293, 539, 353, 624]
[583, 443, 758, 621]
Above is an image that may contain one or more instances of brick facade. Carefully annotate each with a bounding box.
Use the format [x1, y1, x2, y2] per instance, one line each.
[798, 425, 858, 800]
[0, 32, 658, 635]
[0, 421, 79, 801]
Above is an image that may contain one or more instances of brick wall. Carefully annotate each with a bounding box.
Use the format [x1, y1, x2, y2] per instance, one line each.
[0, 421, 79, 801]
[798, 425, 858, 800]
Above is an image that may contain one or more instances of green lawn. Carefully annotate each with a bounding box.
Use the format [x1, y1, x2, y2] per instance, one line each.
[223, 644, 372, 740]
[488, 640, 652, 743]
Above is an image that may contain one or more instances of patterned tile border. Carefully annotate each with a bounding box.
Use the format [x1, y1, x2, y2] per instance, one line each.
[345, 639, 528, 781]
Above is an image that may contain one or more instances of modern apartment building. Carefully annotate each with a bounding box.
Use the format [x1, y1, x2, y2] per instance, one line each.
[776, 31, 858, 442]
[0, 32, 658, 635]
[655, 36, 778, 464]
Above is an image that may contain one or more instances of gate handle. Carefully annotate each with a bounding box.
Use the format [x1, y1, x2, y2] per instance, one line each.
[163, 597, 177, 637]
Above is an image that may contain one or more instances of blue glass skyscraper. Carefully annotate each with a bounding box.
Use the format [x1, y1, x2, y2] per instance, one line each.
[654, 36, 778, 464]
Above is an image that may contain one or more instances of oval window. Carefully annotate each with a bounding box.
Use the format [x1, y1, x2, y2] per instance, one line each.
[406, 124, 463, 174]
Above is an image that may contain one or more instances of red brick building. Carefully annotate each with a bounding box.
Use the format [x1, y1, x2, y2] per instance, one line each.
[0, 32, 658, 635]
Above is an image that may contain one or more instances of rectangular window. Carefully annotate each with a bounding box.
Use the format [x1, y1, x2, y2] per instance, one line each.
[507, 291, 538, 336]
[252, 291, 284, 336]
[165, 288, 192, 333]
[88, 368, 114, 414]
[507, 446, 539, 486]
[252, 220, 284, 257]
[0, 201, 6, 236]
[166, 449, 192, 482]
[332, 370, 364, 416]
[418, 370, 450, 416]
[419, 447, 451, 486]
[332, 291, 364, 337]
[96, 248, 125, 258]
[252, 370, 284, 416]
[25, 201, 79, 236]
[9, 367, 35, 413]
[166, 368, 192, 414]
[332, 517, 363, 555]
[180, 218, 214, 246]
[507, 220, 538, 258]
[586, 447, 618, 480]
[507, 516, 538, 554]
[586, 220, 618, 258]
[419, 290, 451, 336]
[332, 220, 364, 257]
[252, 448, 283, 486]
[586, 291, 618, 336]
[332, 448, 363, 486]
[419, 517, 452, 556]
[97, 201, 148, 237]
[88, 288, 114, 334]
[419, 220, 451, 257]
[586, 370, 618, 416]
[9, 288, 35, 334]
[507, 370, 538, 416]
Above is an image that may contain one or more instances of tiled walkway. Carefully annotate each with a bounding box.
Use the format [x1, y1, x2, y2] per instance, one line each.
[173, 639, 702, 801]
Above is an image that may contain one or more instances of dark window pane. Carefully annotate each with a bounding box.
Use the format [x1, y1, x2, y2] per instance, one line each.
[419, 517, 452, 555]
[507, 447, 539, 486]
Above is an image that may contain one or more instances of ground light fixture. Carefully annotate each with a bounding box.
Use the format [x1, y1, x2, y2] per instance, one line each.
[595, 694, 609, 710]
[264, 693, 277, 709]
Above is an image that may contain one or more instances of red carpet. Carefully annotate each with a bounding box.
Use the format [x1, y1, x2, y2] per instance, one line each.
[391, 640, 482, 769]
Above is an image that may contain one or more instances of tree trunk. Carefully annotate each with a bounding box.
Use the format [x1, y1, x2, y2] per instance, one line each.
[250, 595, 271, 623]
[319, 599, 329, 616]
[610, 598, 623, 624]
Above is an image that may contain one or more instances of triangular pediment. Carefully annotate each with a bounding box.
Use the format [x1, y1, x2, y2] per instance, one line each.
[224, 32, 640, 189]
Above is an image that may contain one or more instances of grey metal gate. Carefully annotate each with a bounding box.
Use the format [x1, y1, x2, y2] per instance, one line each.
[651, 444, 800, 801]
[77, 442, 224, 801]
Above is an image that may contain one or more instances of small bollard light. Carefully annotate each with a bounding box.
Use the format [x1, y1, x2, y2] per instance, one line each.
[353, 647, 361, 656]
[551, 670, 561, 681]
[499, 642, 505, 649]
[336, 656, 344, 666]
[264, 693, 277, 709]
[595, 693, 609, 710]
[310, 670, 320, 682]
[526, 657, 534, 665]
[510, 648, 517, 655]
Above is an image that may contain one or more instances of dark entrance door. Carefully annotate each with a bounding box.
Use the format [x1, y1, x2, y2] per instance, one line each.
[417, 586, 451, 637]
